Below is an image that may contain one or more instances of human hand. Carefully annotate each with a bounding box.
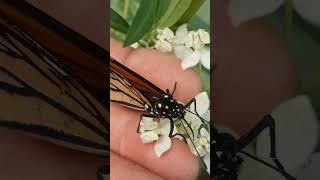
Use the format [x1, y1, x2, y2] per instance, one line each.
[110, 38, 203, 180]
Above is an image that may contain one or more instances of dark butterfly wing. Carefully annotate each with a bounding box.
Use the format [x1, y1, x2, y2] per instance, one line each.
[0, 1, 108, 156]
[0, 0, 107, 104]
[110, 57, 165, 110]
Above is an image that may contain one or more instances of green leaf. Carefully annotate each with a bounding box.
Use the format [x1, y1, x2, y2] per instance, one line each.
[159, 0, 192, 28]
[176, 0, 206, 26]
[155, 0, 170, 26]
[188, 0, 210, 31]
[124, 0, 157, 47]
[110, 8, 130, 34]
[195, 64, 210, 96]
[294, 12, 320, 45]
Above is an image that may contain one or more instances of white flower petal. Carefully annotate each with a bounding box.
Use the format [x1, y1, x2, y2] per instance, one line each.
[228, 0, 284, 26]
[184, 111, 202, 130]
[204, 154, 210, 174]
[130, 42, 139, 48]
[140, 131, 159, 144]
[190, 92, 210, 116]
[198, 29, 210, 44]
[175, 24, 189, 45]
[200, 48, 210, 70]
[191, 31, 202, 50]
[159, 118, 182, 141]
[163, 28, 175, 42]
[184, 32, 195, 48]
[173, 45, 193, 60]
[256, 95, 318, 170]
[140, 116, 158, 131]
[154, 135, 171, 157]
[181, 50, 201, 70]
[200, 128, 210, 140]
[293, 0, 320, 27]
[187, 138, 207, 157]
[198, 136, 208, 146]
[154, 40, 172, 53]
[297, 153, 320, 180]
[159, 118, 171, 135]
[204, 142, 210, 152]
[202, 110, 210, 122]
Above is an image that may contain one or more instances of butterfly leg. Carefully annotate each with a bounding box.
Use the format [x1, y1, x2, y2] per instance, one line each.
[184, 98, 208, 123]
[234, 115, 296, 180]
[97, 165, 109, 180]
[168, 118, 187, 143]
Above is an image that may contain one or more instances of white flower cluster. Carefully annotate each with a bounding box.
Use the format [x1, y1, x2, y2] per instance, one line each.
[154, 24, 210, 70]
[138, 91, 211, 174]
[139, 117, 179, 157]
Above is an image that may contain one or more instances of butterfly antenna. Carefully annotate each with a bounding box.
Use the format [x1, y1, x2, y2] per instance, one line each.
[178, 118, 208, 170]
[185, 109, 209, 124]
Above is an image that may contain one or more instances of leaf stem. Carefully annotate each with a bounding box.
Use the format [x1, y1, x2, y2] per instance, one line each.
[283, 0, 293, 46]
[198, 63, 202, 73]
[299, 75, 320, 94]
[124, 0, 130, 19]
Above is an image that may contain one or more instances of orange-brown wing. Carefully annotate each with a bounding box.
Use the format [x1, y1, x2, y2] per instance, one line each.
[110, 57, 165, 111]
[110, 68, 151, 110]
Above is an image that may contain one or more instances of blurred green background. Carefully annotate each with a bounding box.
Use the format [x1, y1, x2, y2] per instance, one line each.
[110, 0, 211, 95]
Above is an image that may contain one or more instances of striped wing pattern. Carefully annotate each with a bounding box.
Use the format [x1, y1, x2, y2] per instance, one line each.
[0, 15, 108, 156]
[110, 66, 151, 111]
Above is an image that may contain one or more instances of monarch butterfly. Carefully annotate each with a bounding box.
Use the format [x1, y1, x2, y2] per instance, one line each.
[110, 57, 210, 169]
[0, 1, 108, 179]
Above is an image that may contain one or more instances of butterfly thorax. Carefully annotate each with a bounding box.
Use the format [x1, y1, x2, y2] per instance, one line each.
[212, 129, 243, 180]
[144, 93, 185, 118]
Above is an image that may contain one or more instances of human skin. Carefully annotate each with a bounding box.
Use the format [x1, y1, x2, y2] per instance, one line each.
[213, 0, 296, 135]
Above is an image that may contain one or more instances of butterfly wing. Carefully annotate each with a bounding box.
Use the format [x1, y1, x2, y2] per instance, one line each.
[110, 57, 165, 111]
[0, 5, 108, 156]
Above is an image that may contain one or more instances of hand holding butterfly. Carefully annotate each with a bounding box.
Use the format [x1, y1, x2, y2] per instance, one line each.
[110, 38, 204, 180]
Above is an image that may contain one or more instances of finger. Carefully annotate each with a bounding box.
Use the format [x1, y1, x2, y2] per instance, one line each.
[111, 105, 199, 180]
[110, 39, 202, 179]
[110, 151, 164, 180]
[110, 38, 133, 64]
